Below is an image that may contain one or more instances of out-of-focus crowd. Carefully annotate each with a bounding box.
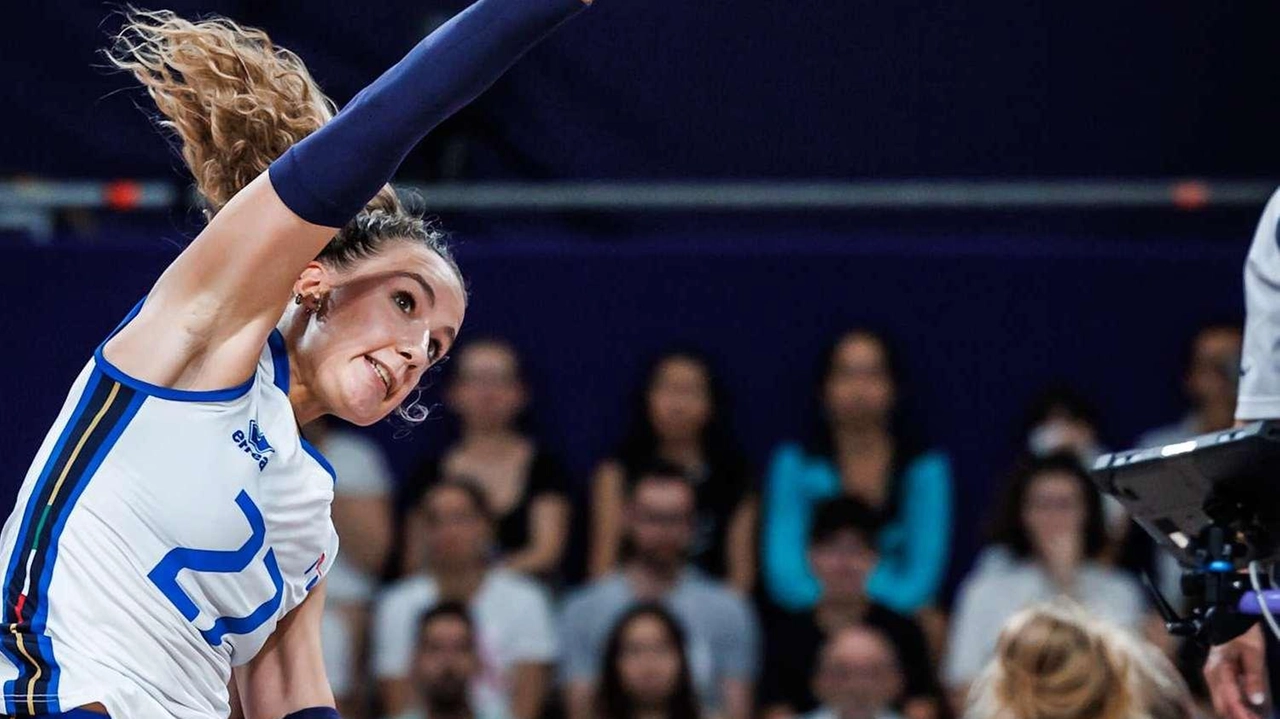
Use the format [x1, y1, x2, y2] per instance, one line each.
[308, 322, 1243, 719]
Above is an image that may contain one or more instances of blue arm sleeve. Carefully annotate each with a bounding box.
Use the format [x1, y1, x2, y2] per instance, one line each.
[865, 451, 954, 613]
[761, 444, 829, 611]
[268, 0, 587, 227]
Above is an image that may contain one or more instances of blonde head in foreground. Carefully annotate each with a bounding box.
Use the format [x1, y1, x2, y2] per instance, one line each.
[965, 603, 1193, 719]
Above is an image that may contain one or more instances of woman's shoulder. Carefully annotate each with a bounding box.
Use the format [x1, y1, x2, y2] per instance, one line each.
[766, 440, 823, 473]
[902, 448, 951, 477]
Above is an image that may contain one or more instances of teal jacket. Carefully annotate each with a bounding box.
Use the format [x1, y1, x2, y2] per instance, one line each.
[762, 442, 953, 613]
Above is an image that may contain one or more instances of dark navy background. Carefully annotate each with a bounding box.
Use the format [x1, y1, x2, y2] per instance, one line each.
[0, 223, 1248, 591]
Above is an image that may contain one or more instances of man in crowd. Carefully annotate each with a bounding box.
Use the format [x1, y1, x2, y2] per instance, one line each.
[384, 602, 509, 719]
[559, 461, 760, 719]
[1138, 322, 1242, 448]
[805, 626, 907, 719]
[759, 497, 941, 719]
[373, 481, 557, 719]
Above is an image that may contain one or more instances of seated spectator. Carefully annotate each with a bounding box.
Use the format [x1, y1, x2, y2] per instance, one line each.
[1022, 385, 1107, 467]
[374, 481, 557, 719]
[306, 418, 395, 717]
[945, 454, 1148, 704]
[594, 603, 702, 719]
[404, 338, 570, 580]
[806, 626, 907, 719]
[763, 329, 953, 614]
[384, 602, 510, 719]
[965, 603, 1193, 719]
[590, 349, 757, 592]
[1136, 322, 1242, 449]
[561, 461, 760, 719]
[760, 498, 941, 719]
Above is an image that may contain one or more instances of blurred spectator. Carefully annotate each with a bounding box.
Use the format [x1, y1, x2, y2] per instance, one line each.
[760, 498, 940, 719]
[406, 338, 570, 580]
[762, 329, 953, 613]
[589, 349, 756, 592]
[383, 601, 510, 719]
[306, 419, 395, 716]
[806, 626, 907, 719]
[1019, 386, 1134, 568]
[964, 603, 1193, 719]
[1136, 322, 1242, 449]
[944, 454, 1147, 705]
[1022, 386, 1107, 467]
[374, 481, 557, 719]
[561, 462, 760, 719]
[594, 603, 703, 719]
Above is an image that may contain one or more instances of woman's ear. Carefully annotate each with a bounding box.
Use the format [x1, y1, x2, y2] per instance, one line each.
[292, 261, 332, 299]
[292, 261, 334, 315]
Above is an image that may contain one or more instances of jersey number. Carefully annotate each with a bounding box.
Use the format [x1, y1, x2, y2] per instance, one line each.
[147, 490, 284, 646]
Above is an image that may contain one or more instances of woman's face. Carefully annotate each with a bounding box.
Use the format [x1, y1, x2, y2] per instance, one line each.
[647, 357, 712, 444]
[292, 240, 465, 426]
[824, 334, 895, 430]
[617, 615, 683, 708]
[447, 343, 526, 433]
[1022, 471, 1087, 553]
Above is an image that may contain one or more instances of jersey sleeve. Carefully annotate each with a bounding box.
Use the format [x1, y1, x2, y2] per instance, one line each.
[1238, 187, 1280, 420]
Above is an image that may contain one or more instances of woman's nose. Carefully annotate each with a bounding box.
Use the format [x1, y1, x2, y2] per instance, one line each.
[398, 340, 427, 369]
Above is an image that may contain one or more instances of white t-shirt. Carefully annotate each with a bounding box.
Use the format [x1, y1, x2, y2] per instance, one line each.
[321, 429, 393, 605]
[372, 568, 558, 716]
[1238, 187, 1280, 420]
[318, 429, 393, 697]
[943, 558, 1146, 687]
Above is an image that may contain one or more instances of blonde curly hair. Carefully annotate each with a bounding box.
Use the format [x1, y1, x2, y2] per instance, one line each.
[965, 603, 1191, 719]
[105, 8, 461, 425]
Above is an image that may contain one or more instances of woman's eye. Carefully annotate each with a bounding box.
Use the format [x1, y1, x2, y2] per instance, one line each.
[429, 340, 442, 362]
[393, 291, 416, 313]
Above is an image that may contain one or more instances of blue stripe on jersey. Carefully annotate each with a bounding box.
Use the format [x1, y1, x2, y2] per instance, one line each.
[93, 299, 255, 403]
[29, 388, 145, 706]
[300, 439, 337, 483]
[0, 370, 103, 714]
[2, 373, 142, 714]
[266, 330, 336, 484]
[267, 330, 290, 394]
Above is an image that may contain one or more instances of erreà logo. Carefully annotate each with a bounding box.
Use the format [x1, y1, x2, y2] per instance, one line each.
[232, 419, 275, 471]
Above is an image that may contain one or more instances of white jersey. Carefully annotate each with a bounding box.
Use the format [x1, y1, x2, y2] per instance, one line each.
[0, 300, 340, 719]
[1239, 187, 1280, 420]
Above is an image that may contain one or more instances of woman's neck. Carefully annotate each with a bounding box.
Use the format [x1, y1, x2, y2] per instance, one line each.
[634, 709, 669, 719]
[434, 564, 487, 601]
[833, 425, 891, 455]
[814, 595, 870, 631]
[657, 438, 704, 469]
[277, 316, 326, 426]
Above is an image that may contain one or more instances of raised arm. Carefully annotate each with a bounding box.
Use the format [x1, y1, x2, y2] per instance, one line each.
[105, 0, 589, 391]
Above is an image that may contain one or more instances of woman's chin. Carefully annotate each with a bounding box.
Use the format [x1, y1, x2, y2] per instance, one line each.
[334, 388, 390, 426]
